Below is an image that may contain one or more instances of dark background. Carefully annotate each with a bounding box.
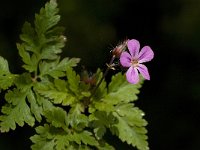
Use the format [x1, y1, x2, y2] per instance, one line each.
[0, 0, 200, 149]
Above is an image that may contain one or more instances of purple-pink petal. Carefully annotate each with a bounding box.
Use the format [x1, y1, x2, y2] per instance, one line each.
[126, 67, 139, 84]
[120, 52, 132, 67]
[138, 46, 154, 63]
[127, 39, 140, 58]
[137, 64, 150, 80]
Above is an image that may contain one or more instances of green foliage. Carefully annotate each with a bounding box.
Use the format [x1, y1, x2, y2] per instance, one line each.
[30, 124, 100, 150]
[36, 78, 76, 106]
[39, 57, 80, 78]
[0, 89, 35, 132]
[89, 111, 117, 139]
[113, 103, 148, 150]
[0, 56, 16, 90]
[0, 0, 79, 132]
[93, 73, 143, 112]
[107, 73, 142, 104]
[90, 73, 148, 150]
[92, 69, 107, 99]
[67, 103, 88, 132]
[44, 107, 67, 129]
[0, 0, 149, 150]
[30, 107, 99, 150]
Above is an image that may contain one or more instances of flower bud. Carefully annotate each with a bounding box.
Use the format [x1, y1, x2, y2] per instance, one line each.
[81, 70, 97, 86]
[112, 39, 128, 58]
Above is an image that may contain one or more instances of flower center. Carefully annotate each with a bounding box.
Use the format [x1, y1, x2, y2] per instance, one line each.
[131, 59, 139, 67]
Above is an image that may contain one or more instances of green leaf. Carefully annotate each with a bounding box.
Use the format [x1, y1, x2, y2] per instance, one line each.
[103, 73, 143, 105]
[35, 92, 55, 111]
[38, 89, 72, 105]
[72, 131, 99, 146]
[112, 103, 148, 150]
[36, 79, 76, 106]
[44, 107, 68, 129]
[33, 88, 56, 111]
[68, 103, 88, 131]
[39, 58, 62, 78]
[93, 69, 107, 100]
[34, 0, 65, 60]
[0, 56, 10, 73]
[31, 124, 99, 150]
[17, 43, 38, 72]
[39, 57, 80, 78]
[97, 142, 115, 150]
[0, 74, 16, 90]
[34, 0, 64, 60]
[34, 0, 60, 35]
[27, 89, 43, 122]
[0, 89, 35, 132]
[31, 124, 70, 150]
[66, 67, 80, 95]
[14, 72, 33, 91]
[115, 103, 147, 127]
[20, 21, 35, 47]
[18, 0, 68, 74]
[65, 67, 91, 100]
[0, 56, 16, 90]
[93, 73, 143, 112]
[60, 57, 80, 68]
[90, 111, 117, 139]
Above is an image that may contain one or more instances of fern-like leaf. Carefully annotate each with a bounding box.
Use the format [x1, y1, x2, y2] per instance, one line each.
[94, 73, 143, 112]
[0, 89, 35, 132]
[112, 103, 148, 150]
[106, 73, 143, 104]
[44, 107, 68, 129]
[36, 79, 76, 106]
[39, 57, 80, 78]
[89, 111, 117, 140]
[68, 103, 88, 131]
[0, 56, 16, 90]
[30, 124, 99, 150]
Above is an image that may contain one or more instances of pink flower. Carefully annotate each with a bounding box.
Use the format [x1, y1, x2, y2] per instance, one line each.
[120, 39, 154, 84]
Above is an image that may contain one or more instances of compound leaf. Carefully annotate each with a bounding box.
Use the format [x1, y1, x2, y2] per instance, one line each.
[0, 56, 10, 73]
[73, 131, 99, 146]
[93, 69, 107, 100]
[39, 57, 80, 78]
[68, 103, 88, 131]
[66, 67, 80, 95]
[44, 107, 68, 129]
[90, 111, 117, 139]
[112, 103, 148, 150]
[27, 89, 43, 122]
[34, 0, 60, 36]
[17, 43, 38, 72]
[36, 79, 76, 106]
[104, 73, 143, 105]
[31, 124, 99, 150]
[30, 124, 69, 150]
[0, 56, 16, 90]
[0, 89, 35, 132]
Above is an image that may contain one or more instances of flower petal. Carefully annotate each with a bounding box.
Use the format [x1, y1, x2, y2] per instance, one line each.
[126, 67, 139, 84]
[120, 52, 131, 67]
[137, 64, 150, 80]
[127, 39, 140, 58]
[138, 46, 154, 63]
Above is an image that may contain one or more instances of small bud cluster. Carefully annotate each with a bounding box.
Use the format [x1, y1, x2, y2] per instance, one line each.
[81, 70, 97, 87]
[112, 39, 128, 58]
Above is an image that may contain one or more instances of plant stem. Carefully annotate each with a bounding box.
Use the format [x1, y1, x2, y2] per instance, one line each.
[88, 55, 116, 101]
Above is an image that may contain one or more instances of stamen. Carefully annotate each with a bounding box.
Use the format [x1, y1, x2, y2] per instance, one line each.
[131, 59, 139, 67]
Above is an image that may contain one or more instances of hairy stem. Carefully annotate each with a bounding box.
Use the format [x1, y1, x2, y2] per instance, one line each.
[88, 55, 116, 101]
